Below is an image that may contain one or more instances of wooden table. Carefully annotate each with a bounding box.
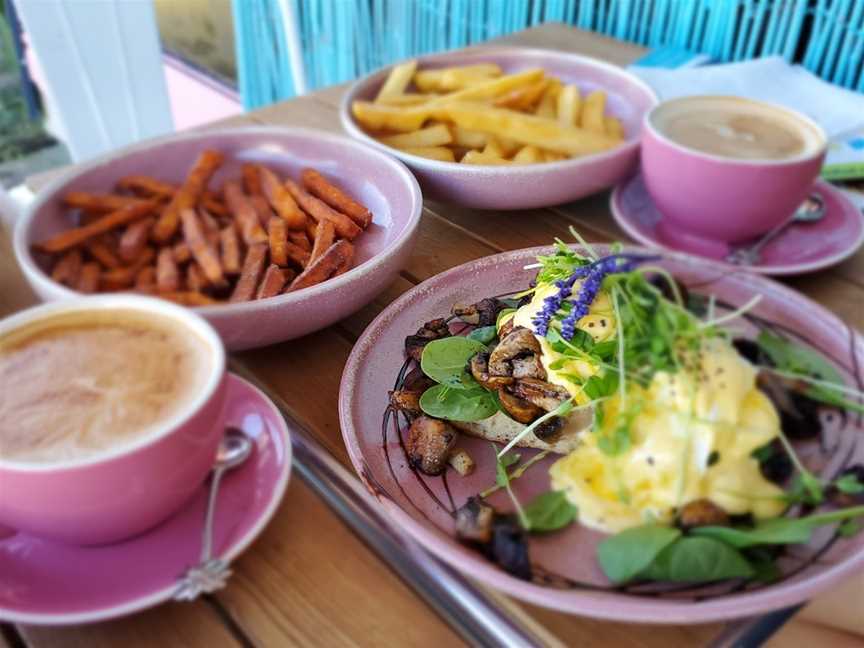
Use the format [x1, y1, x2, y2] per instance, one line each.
[3, 22, 863, 648]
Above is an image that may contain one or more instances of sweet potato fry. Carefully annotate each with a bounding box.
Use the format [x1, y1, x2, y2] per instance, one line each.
[157, 247, 180, 292]
[84, 236, 122, 269]
[135, 266, 156, 291]
[117, 176, 175, 200]
[101, 247, 154, 290]
[301, 169, 372, 229]
[50, 249, 82, 286]
[223, 180, 268, 246]
[201, 192, 229, 218]
[258, 166, 306, 230]
[250, 195, 275, 227]
[186, 263, 207, 292]
[118, 217, 155, 263]
[37, 201, 155, 253]
[229, 243, 268, 302]
[157, 291, 218, 307]
[267, 217, 288, 266]
[242, 163, 263, 197]
[219, 226, 241, 274]
[173, 241, 192, 264]
[332, 242, 355, 277]
[284, 179, 361, 240]
[287, 240, 353, 292]
[199, 209, 220, 233]
[287, 230, 311, 251]
[153, 149, 224, 242]
[76, 262, 100, 293]
[181, 208, 223, 284]
[256, 264, 288, 299]
[63, 192, 150, 214]
[309, 219, 335, 264]
[305, 218, 318, 242]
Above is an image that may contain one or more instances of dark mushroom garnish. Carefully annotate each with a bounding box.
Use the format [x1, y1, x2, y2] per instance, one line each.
[405, 416, 458, 475]
[488, 326, 547, 381]
[484, 514, 532, 581]
[732, 338, 763, 365]
[389, 368, 435, 415]
[455, 497, 495, 543]
[469, 351, 512, 390]
[534, 416, 564, 442]
[755, 439, 793, 484]
[452, 298, 506, 327]
[498, 388, 543, 423]
[405, 318, 451, 362]
[757, 371, 823, 439]
[677, 499, 729, 530]
[508, 378, 570, 412]
[498, 317, 515, 340]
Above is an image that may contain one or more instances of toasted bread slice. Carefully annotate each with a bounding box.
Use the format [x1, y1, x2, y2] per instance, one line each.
[452, 408, 592, 454]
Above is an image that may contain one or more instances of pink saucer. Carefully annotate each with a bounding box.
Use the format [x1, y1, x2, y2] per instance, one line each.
[0, 373, 291, 625]
[611, 172, 864, 276]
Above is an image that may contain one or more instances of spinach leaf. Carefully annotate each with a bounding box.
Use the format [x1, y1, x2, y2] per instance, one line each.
[692, 505, 864, 548]
[522, 491, 578, 533]
[836, 474, 864, 494]
[468, 325, 498, 345]
[757, 333, 864, 414]
[597, 525, 681, 584]
[419, 384, 499, 421]
[421, 337, 487, 389]
[639, 537, 753, 582]
[582, 371, 619, 400]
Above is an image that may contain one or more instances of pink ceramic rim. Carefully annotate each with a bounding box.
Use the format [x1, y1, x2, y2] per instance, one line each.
[339, 46, 659, 174]
[643, 95, 827, 166]
[0, 373, 292, 626]
[0, 294, 226, 472]
[610, 174, 864, 276]
[13, 126, 423, 317]
[338, 245, 864, 623]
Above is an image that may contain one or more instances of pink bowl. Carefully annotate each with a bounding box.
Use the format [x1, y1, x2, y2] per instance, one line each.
[14, 127, 423, 350]
[0, 295, 227, 545]
[340, 47, 658, 210]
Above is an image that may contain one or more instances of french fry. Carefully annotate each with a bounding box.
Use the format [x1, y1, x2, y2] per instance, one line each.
[101, 246, 155, 290]
[287, 240, 353, 292]
[36, 201, 155, 254]
[557, 84, 581, 127]
[351, 101, 436, 133]
[493, 79, 548, 110]
[181, 208, 223, 284]
[220, 226, 241, 275]
[157, 246, 180, 292]
[186, 263, 207, 292]
[288, 230, 311, 251]
[376, 93, 437, 106]
[460, 150, 512, 165]
[85, 236, 122, 269]
[450, 126, 488, 149]
[136, 265, 156, 291]
[428, 69, 545, 105]
[332, 242, 355, 277]
[535, 82, 560, 118]
[375, 59, 418, 102]
[50, 249, 82, 286]
[377, 123, 452, 149]
[512, 145, 543, 164]
[413, 63, 502, 92]
[301, 168, 372, 229]
[605, 115, 625, 140]
[258, 166, 306, 230]
[267, 217, 288, 266]
[580, 90, 607, 134]
[305, 218, 318, 242]
[223, 180, 268, 245]
[118, 217, 155, 262]
[483, 139, 505, 158]
[158, 291, 218, 307]
[173, 241, 192, 264]
[201, 192, 229, 218]
[256, 264, 288, 299]
[117, 176, 175, 200]
[441, 101, 618, 156]
[284, 179, 362, 240]
[398, 146, 456, 162]
[76, 261, 100, 293]
[310, 219, 335, 264]
[230, 243, 268, 302]
[241, 163, 263, 197]
[199, 209, 220, 233]
[153, 149, 224, 242]
[250, 194, 275, 226]
[543, 150, 567, 162]
[63, 192, 150, 214]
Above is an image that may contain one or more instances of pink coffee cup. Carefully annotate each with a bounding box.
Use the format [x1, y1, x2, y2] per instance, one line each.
[641, 96, 827, 257]
[0, 295, 227, 545]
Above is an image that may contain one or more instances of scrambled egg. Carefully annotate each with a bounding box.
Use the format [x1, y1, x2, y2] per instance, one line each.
[502, 283, 786, 533]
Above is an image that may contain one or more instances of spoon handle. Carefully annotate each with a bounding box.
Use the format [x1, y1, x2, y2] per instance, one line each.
[726, 218, 792, 265]
[200, 466, 226, 563]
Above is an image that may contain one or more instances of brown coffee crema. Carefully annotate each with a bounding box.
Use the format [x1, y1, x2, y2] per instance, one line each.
[651, 97, 822, 161]
[0, 309, 211, 464]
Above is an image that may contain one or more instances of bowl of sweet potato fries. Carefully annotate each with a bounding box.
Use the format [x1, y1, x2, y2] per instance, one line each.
[14, 127, 422, 350]
[340, 47, 657, 210]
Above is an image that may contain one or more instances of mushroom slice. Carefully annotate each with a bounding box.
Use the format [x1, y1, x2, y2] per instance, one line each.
[469, 351, 512, 390]
[452, 298, 506, 326]
[405, 416, 458, 475]
[389, 390, 422, 413]
[509, 378, 569, 412]
[497, 317, 515, 340]
[511, 355, 546, 380]
[677, 499, 729, 530]
[756, 370, 823, 439]
[498, 388, 542, 424]
[488, 326, 547, 381]
[405, 318, 451, 362]
[534, 416, 564, 443]
[455, 497, 494, 543]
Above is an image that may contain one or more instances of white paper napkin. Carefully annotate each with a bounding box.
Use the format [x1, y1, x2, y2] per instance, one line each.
[630, 56, 864, 138]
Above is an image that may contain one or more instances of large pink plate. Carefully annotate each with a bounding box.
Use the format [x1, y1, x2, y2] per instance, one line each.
[339, 245, 864, 623]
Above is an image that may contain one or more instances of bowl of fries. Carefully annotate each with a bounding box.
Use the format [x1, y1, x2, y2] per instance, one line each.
[14, 126, 422, 350]
[340, 47, 657, 210]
